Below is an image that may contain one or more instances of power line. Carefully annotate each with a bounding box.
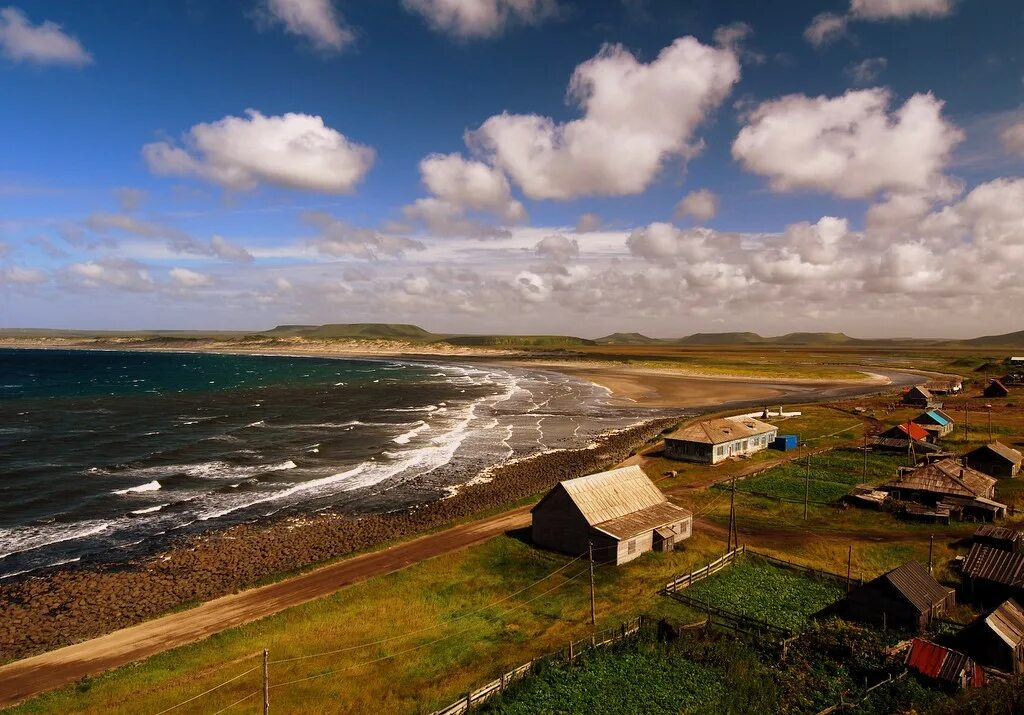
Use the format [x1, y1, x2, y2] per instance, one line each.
[150, 665, 259, 715]
[211, 690, 259, 715]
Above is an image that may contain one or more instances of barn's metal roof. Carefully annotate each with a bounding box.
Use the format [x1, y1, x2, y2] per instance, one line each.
[555, 465, 667, 526]
[974, 525, 1023, 544]
[881, 561, 954, 614]
[984, 599, 1024, 648]
[665, 416, 776, 445]
[920, 410, 952, 427]
[963, 544, 1024, 587]
[593, 501, 692, 540]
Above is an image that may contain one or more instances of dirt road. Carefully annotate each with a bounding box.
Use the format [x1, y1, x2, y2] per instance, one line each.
[0, 507, 533, 708]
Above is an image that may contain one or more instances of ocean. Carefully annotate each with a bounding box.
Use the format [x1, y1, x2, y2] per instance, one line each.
[0, 348, 653, 579]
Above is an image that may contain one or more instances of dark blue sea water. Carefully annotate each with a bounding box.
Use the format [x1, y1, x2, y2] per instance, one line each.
[0, 349, 647, 578]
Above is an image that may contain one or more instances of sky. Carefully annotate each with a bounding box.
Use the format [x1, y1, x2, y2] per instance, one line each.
[0, 0, 1022, 339]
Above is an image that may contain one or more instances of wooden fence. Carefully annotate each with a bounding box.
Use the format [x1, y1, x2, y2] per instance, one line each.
[429, 617, 644, 715]
[662, 546, 745, 594]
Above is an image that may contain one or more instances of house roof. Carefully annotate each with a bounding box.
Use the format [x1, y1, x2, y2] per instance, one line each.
[665, 416, 777, 446]
[883, 458, 996, 499]
[592, 501, 692, 540]
[881, 561, 954, 614]
[885, 422, 931, 441]
[916, 410, 952, 427]
[987, 379, 1009, 393]
[963, 544, 1024, 588]
[907, 639, 980, 686]
[970, 441, 1024, 466]
[548, 465, 666, 526]
[984, 599, 1024, 648]
[907, 386, 933, 399]
[974, 524, 1023, 543]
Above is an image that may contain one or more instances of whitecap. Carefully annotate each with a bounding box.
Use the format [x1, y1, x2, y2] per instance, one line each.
[131, 504, 166, 515]
[393, 420, 430, 445]
[113, 480, 162, 495]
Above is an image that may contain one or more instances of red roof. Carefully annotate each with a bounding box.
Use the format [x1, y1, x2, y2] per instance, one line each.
[906, 639, 985, 688]
[907, 639, 949, 678]
[896, 422, 930, 441]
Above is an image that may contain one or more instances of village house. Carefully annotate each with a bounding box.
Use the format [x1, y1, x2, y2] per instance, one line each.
[869, 421, 942, 456]
[906, 639, 986, 690]
[927, 379, 963, 395]
[530, 465, 692, 566]
[912, 409, 955, 440]
[962, 544, 1024, 606]
[878, 458, 1005, 522]
[957, 598, 1024, 674]
[904, 385, 939, 409]
[966, 442, 1023, 479]
[974, 525, 1024, 553]
[825, 561, 955, 632]
[984, 379, 1010, 398]
[663, 416, 778, 464]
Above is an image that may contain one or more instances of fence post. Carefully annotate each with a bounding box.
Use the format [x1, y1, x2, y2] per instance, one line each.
[569, 640, 574, 662]
[262, 649, 269, 715]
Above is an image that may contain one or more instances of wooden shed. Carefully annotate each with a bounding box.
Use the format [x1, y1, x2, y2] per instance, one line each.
[828, 561, 955, 632]
[974, 525, 1024, 553]
[904, 385, 938, 408]
[530, 466, 692, 566]
[962, 544, 1024, 606]
[966, 442, 1023, 479]
[912, 409, 955, 439]
[663, 417, 777, 464]
[906, 639, 985, 690]
[879, 458, 1005, 521]
[957, 599, 1024, 674]
[984, 379, 1010, 398]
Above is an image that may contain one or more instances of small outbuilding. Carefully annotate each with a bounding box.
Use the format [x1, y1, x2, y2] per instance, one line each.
[974, 525, 1024, 553]
[663, 417, 778, 464]
[879, 458, 1005, 521]
[906, 639, 985, 690]
[530, 465, 692, 566]
[984, 379, 1010, 398]
[962, 544, 1024, 606]
[826, 561, 955, 633]
[966, 442, 1023, 479]
[904, 385, 938, 408]
[912, 409, 955, 439]
[957, 598, 1024, 674]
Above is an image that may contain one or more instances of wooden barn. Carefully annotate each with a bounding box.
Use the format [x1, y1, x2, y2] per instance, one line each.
[984, 379, 1010, 398]
[879, 458, 1005, 521]
[962, 544, 1024, 606]
[957, 599, 1024, 674]
[904, 385, 939, 408]
[530, 465, 692, 566]
[826, 561, 955, 632]
[663, 417, 777, 464]
[906, 639, 985, 690]
[966, 442, 1023, 479]
[974, 525, 1024, 553]
[912, 409, 955, 439]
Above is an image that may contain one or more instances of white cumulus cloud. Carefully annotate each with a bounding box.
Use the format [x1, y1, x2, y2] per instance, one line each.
[143, 110, 374, 194]
[402, 0, 559, 39]
[850, 0, 955, 20]
[674, 189, 719, 223]
[732, 88, 963, 200]
[1000, 121, 1024, 158]
[260, 0, 354, 53]
[0, 6, 92, 66]
[169, 267, 214, 288]
[418, 153, 525, 221]
[469, 36, 740, 200]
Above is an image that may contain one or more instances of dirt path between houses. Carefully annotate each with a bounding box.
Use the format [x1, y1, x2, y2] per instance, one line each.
[0, 507, 534, 708]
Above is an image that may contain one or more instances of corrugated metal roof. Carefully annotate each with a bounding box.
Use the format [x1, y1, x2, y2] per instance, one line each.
[665, 416, 776, 446]
[923, 410, 951, 426]
[883, 458, 995, 499]
[557, 465, 667, 526]
[593, 501, 692, 540]
[908, 639, 952, 679]
[883, 561, 954, 614]
[971, 442, 1024, 465]
[985, 599, 1024, 648]
[963, 544, 1024, 588]
[907, 386, 933, 399]
[907, 639, 981, 686]
[974, 525, 1023, 543]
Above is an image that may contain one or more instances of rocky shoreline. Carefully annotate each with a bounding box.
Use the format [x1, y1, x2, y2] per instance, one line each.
[0, 417, 676, 663]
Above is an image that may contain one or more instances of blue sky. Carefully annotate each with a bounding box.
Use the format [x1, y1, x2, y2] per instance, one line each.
[0, 0, 1022, 337]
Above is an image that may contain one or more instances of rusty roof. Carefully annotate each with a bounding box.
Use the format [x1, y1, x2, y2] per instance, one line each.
[880, 561, 954, 614]
[593, 501, 692, 540]
[553, 465, 667, 526]
[963, 544, 1024, 587]
[665, 416, 777, 445]
[984, 599, 1024, 648]
[882, 422, 931, 441]
[906, 639, 977, 685]
[883, 458, 995, 499]
[970, 441, 1023, 465]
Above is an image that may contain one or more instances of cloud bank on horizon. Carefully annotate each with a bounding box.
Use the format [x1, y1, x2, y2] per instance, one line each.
[0, 0, 1022, 338]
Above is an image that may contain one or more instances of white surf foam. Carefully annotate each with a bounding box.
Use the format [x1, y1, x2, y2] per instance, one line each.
[393, 420, 430, 445]
[0, 521, 112, 561]
[113, 480, 162, 495]
[131, 504, 167, 515]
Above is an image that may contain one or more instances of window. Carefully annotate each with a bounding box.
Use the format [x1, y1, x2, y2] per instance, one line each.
[716, 446, 724, 456]
[627, 539, 636, 554]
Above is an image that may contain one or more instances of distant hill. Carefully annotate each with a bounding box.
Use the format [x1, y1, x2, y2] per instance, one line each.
[957, 330, 1024, 348]
[673, 332, 767, 345]
[262, 323, 439, 341]
[595, 332, 662, 345]
[772, 332, 854, 345]
[443, 335, 597, 348]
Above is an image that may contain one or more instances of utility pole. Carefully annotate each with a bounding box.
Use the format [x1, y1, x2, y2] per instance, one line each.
[804, 453, 810, 520]
[928, 534, 934, 575]
[727, 475, 737, 553]
[588, 541, 596, 627]
[862, 429, 868, 482]
[263, 649, 270, 715]
[847, 545, 853, 593]
[989, 408, 993, 442]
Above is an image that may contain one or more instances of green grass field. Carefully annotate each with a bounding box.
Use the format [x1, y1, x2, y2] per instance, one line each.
[682, 557, 845, 631]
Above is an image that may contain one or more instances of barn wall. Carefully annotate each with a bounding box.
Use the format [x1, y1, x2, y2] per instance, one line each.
[531, 488, 592, 558]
